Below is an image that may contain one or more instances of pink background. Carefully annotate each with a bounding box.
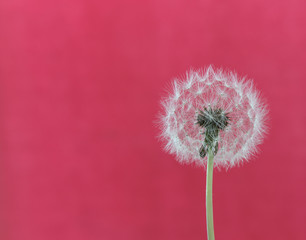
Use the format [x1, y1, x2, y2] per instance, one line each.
[1, 0, 306, 239]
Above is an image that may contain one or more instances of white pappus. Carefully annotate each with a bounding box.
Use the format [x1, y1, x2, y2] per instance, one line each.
[159, 66, 268, 169]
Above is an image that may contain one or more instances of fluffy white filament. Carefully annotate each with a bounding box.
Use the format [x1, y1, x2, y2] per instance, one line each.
[159, 66, 268, 168]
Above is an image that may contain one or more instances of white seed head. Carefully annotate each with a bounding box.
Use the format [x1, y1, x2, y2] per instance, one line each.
[158, 66, 268, 169]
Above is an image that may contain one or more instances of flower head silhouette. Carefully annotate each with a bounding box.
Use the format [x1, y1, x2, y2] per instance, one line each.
[159, 66, 267, 168]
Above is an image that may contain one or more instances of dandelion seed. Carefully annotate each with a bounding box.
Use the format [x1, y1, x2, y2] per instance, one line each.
[158, 66, 268, 240]
[159, 66, 267, 168]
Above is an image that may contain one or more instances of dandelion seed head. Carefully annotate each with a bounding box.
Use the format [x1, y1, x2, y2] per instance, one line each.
[159, 66, 268, 168]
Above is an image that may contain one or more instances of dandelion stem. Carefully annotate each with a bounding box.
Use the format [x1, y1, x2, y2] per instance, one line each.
[206, 149, 215, 240]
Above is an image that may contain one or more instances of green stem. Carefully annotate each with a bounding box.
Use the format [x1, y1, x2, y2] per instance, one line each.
[206, 149, 215, 240]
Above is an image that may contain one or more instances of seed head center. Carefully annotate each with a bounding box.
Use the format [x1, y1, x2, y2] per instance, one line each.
[196, 107, 230, 158]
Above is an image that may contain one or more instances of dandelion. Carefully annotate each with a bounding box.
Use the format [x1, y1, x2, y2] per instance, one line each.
[158, 66, 267, 240]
